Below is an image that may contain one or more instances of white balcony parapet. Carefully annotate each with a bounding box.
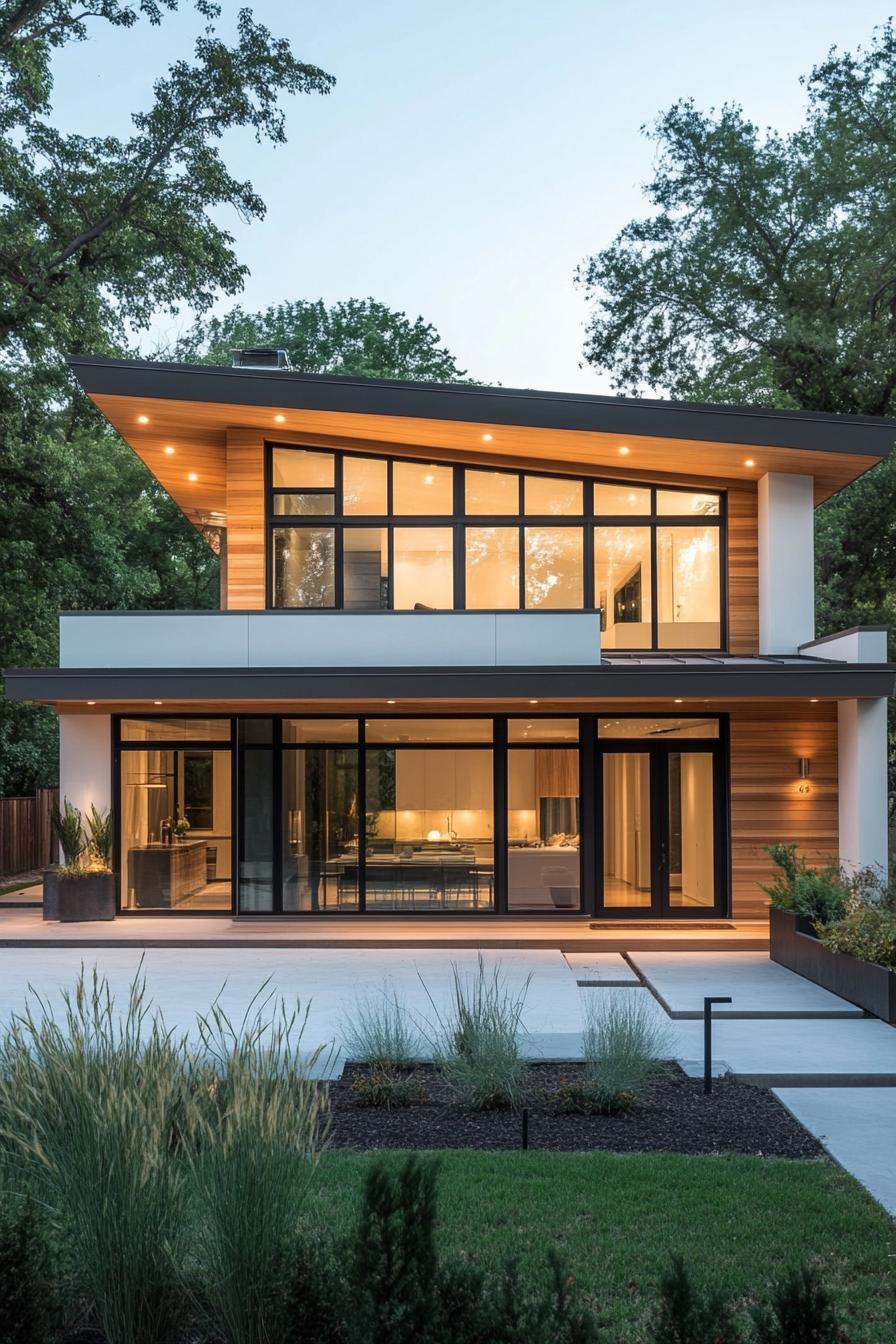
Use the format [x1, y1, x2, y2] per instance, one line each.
[59, 610, 601, 670]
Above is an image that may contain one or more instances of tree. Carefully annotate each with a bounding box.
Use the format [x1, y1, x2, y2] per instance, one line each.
[171, 297, 469, 382]
[0, 1, 335, 794]
[0, 2, 334, 365]
[576, 21, 896, 651]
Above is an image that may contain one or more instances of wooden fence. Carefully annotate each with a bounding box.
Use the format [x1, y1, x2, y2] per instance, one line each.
[0, 788, 58, 876]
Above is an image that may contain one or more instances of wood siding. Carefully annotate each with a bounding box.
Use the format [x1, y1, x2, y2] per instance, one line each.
[727, 483, 759, 654]
[729, 702, 838, 919]
[225, 429, 266, 609]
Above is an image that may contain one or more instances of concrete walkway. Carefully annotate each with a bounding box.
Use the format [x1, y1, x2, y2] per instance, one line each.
[773, 1089, 896, 1215]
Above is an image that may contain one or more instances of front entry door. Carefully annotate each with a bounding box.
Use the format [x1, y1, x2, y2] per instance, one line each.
[598, 744, 724, 917]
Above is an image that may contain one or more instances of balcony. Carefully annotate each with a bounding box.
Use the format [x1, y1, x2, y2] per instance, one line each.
[59, 610, 602, 670]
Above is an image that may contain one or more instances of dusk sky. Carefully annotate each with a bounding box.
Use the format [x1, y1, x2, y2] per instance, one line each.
[51, 1, 890, 392]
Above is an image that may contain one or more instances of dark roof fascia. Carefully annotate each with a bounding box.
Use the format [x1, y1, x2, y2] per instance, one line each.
[66, 356, 896, 460]
[5, 664, 896, 702]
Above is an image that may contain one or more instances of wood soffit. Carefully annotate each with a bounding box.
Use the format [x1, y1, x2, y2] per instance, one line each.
[89, 391, 884, 529]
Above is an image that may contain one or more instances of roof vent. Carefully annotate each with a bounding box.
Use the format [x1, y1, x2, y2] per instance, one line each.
[230, 347, 291, 371]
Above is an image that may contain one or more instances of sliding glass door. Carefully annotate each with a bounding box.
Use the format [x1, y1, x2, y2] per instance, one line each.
[597, 718, 724, 918]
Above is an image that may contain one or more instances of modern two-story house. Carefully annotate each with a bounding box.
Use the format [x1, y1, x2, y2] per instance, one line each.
[5, 353, 895, 923]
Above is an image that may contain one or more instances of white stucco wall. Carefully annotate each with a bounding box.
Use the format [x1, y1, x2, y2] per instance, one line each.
[838, 697, 889, 875]
[58, 715, 112, 859]
[758, 472, 815, 654]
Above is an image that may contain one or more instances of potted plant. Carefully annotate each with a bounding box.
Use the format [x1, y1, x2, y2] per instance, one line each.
[46, 800, 116, 922]
[43, 799, 83, 920]
[175, 814, 190, 842]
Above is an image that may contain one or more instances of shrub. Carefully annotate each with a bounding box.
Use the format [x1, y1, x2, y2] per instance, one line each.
[580, 992, 672, 1108]
[0, 1203, 52, 1344]
[184, 991, 330, 1344]
[761, 846, 850, 926]
[350, 1156, 438, 1344]
[554, 1077, 636, 1115]
[817, 904, 896, 970]
[340, 987, 421, 1069]
[344, 1157, 600, 1344]
[651, 1256, 743, 1344]
[0, 969, 190, 1344]
[351, 1068, 429, 1109]
[422, 956, 530, 1110]
[751, 1265, 841, 1344]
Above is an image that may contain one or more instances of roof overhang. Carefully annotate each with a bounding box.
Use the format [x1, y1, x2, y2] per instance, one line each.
[6, 661, 895, 708]
[67, 356, 896, 526]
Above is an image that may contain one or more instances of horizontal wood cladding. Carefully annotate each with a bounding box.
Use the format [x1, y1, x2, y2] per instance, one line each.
[729, 703, 838, 919]
[726, 484, 759, 654]
[225, 430, 265, 609]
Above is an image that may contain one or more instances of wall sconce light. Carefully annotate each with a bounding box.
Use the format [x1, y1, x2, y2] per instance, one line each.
[797, 758, 811, 795]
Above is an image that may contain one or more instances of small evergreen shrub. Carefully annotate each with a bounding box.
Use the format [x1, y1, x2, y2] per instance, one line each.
[0, 1203, 52, 1344]
[751, 1264, 841, 1344]
[761, 844, 852, 927]
[351, 1068, 429, 1108]
[350, 1156, 438, 1344]
[651, 1256, 743, 1344]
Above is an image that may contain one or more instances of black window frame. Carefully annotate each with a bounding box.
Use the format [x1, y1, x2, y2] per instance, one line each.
[265, 443, 728, 651]
[111, 711, 729, 920]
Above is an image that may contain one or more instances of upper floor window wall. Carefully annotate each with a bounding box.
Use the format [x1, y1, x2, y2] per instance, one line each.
[268, 446, 724, 650]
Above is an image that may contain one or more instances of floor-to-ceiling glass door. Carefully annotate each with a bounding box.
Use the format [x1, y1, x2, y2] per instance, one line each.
[597, 718, 725, 918]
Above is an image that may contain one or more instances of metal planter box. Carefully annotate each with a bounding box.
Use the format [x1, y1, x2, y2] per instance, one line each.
[769, 905, 896, 1023]
[54, 872, 116, 922]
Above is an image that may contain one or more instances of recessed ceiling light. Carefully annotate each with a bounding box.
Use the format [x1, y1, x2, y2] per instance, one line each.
[529, 698, 539, 705]
[745, 458, 755, 467]
[386, 699, 396, 705]
[137, 414, 149, 425]
[187, 472, 198, 482]
[86, 700, 95, 706]
[163, 445, 175, 455]
[674, 698, 683, 704]
[153, 700, 163, 706]
[618, 446, 630, 456]
[274, 414, 286, 424]
[809, 698, 819, 703]
[482, 433, 493, 442]
[423, 474, 434, 485]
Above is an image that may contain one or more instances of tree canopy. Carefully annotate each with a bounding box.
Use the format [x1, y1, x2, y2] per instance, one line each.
[0, 0, 334, 795]
[172, 298, 469, 382]
[577, 21, 896, 656]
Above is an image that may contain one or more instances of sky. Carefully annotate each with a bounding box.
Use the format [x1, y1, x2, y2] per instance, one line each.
[49, 0, 892, 393]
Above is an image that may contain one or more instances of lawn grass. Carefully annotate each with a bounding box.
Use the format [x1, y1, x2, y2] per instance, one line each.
[307, 1150, 895, 1341]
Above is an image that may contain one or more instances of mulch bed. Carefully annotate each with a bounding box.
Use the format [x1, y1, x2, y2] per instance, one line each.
[327, 1064, 823, 1159]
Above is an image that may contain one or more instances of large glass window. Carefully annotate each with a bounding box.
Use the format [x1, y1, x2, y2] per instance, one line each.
[273, 527, 335, 607]
[393, 528, 453, 609]
[282, 748, 359, 912]
[120, 745, 232, 912]
[267, 445, 724, 650]
[594, 526, 652, 649]
[344, 528, 388, 609]
[465, 526, 519, 609]
[657, 526, 721, 649]
[365, 747, 494, 911]
[508, 748, 580, 911]
[524, 527, 583, 608]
